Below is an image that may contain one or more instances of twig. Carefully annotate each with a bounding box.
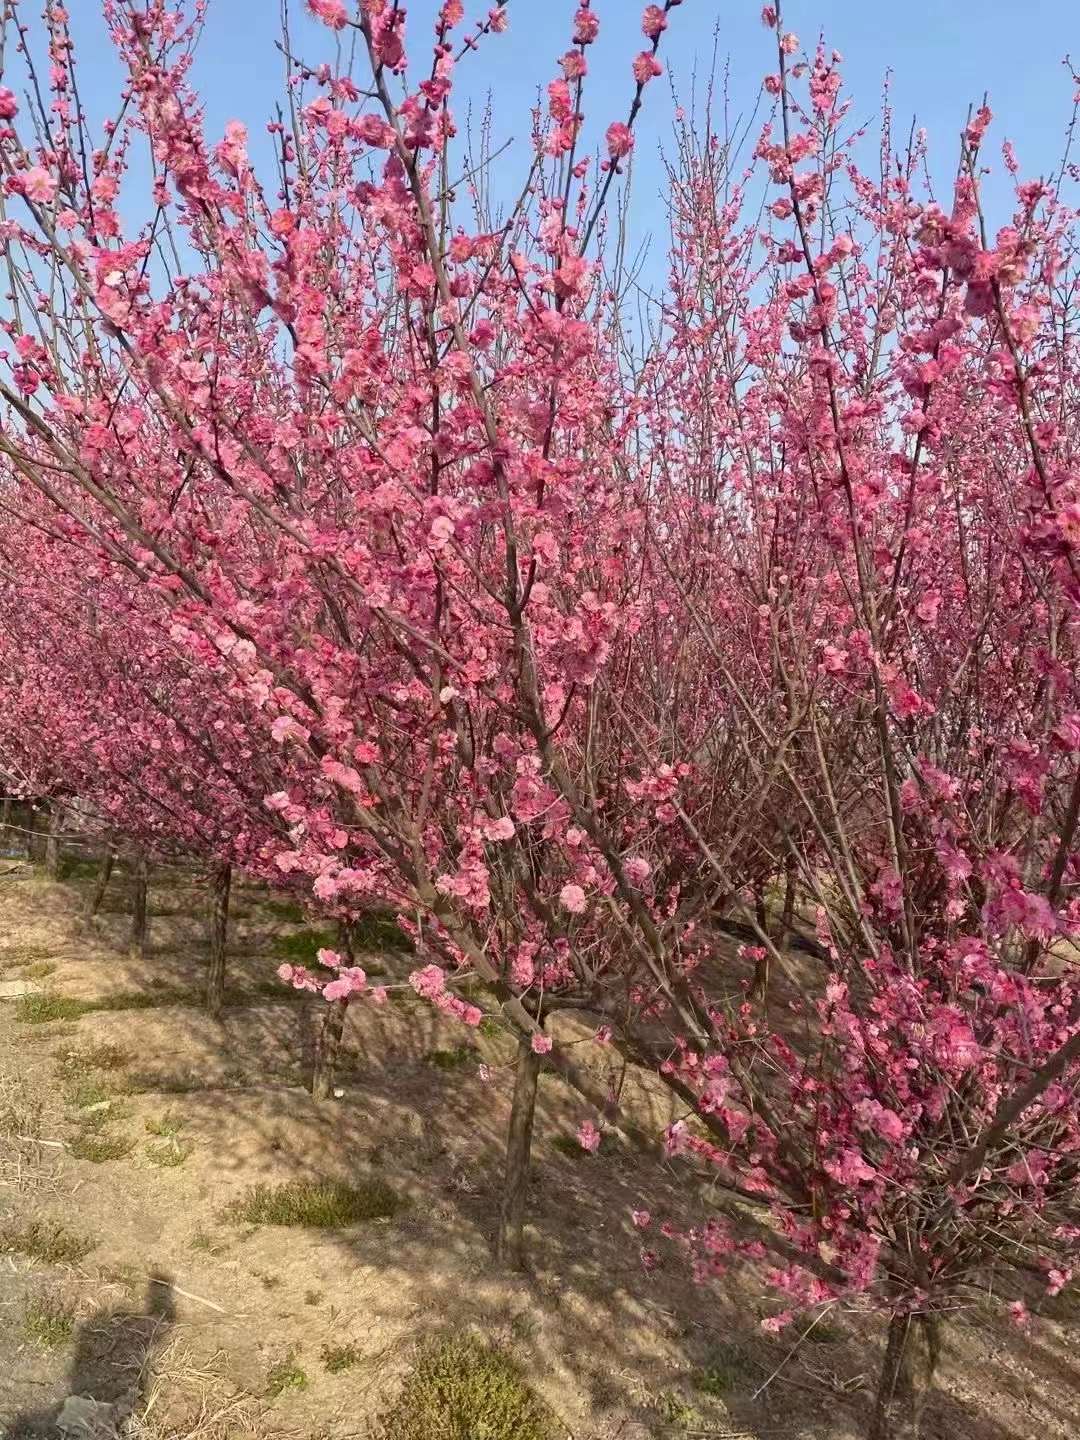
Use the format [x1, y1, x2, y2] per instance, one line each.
[147, 1275, 226, 1315]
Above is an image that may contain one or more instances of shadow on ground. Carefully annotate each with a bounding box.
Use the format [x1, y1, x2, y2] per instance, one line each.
[5, 1274, 176, 1439]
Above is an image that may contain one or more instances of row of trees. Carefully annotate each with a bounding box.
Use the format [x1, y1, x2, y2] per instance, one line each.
[0, 3, 1077, 1435]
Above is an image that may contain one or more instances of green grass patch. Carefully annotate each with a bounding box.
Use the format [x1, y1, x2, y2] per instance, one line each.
[321, 1343, 361, 1374]
[426, 1045, 479, 1072]
[146, 1138, 193, 1168]
[57, 1045, 133, 1111]
[266, 1353, 309, 1398]
[23, 1293, 76, 1350]
[59, 857, 106, 882]
[374, 1335, 554, 1440]
[18, 988, 206, 1025]
[263, 897, 307, 924]
[72, 1100, 131, 1134]
[16, 992, 90, 1025]
[65, 1077, 113, 1110]
[68, 1132, 134, 1163]
[272, 926, 339, 966]
[352, 910, 412, 953]
[696, 1343, 750, 1398]
[658, 1393, 705, 1429]
[0, 1220, 96, 1264]
[228, 1178, 402, 1229]
[189, 1228, 226, 1256]
[144, 1112, 184, 1138]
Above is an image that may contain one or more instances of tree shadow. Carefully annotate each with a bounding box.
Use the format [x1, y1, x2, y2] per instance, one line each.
[6, 1273, 176, 1438]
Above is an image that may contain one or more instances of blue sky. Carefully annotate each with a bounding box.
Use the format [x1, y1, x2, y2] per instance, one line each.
[27, 1, 1080, 275]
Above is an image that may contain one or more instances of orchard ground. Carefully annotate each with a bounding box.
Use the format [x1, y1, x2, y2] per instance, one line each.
[0, 860, 1076, 1439]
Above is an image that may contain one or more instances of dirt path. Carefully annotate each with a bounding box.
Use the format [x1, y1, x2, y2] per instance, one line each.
[1, 864, 1076, 1439]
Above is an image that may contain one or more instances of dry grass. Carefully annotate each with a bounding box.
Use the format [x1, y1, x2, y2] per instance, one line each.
[0, 1218, 97, 1264]
[0, 1069, 42, 1140]
[126, 1342, 277, 1440]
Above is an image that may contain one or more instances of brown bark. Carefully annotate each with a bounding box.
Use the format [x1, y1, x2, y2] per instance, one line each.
[750, 881, 771, 1002]
[312, 998, 350, 1099]
[88, 851, 115, 917]
[311, 918, 353, 1098]
[129, 853, 149, 959]
[496, 1032, 542, 1270]
[205, 862, 231, 1016]
[44, 800, 63, 880]
[868, 1313, 940, 1440]
[781, 853, 797, 933]
[27, 806, 45, 864]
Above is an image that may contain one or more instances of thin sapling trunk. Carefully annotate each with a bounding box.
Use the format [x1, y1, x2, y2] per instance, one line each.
[496, 1031, 542, 1270]
[129, 852, 149, 959]
[205, 861, 231, 1016]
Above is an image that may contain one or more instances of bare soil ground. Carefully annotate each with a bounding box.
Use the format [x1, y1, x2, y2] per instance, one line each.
[1, 861, 1077, 1439]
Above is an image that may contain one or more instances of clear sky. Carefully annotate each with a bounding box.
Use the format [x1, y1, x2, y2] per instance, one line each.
[34, 1, 1080, 276]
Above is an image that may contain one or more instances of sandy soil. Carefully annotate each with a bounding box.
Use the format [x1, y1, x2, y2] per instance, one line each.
[0, 862, 1077, 1439]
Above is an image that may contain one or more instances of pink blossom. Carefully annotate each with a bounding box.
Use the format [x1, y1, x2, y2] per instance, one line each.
[578, 1120, 601, 1153]
[623, 856, 651, 886]
[823, 1147, 877, 1185]
[0, 88, 17, 120]
[22, 167, 57, 204]
[573, 6, 600, 44]
[323, 964, 362, 998]
[632, 53, 663, 86]
[531, 1032, 553, 1054]
[309, 0, 348, 27]
[641, 6, 667, 40]
[559, 882, 587, 913]
[483, 815, 515, 841]
[632, 1209, 652, 1228]
[606, 122, 635, 161]
[410, 964, 446, 999]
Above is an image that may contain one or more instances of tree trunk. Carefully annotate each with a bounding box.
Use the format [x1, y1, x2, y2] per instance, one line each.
[205, 862, 231, 1016]
[312, 997, 350, 1099]
[129, 853, 149, 959]
[311, 919, 353, 1099]
[0, 795, 11, 839]
[496, 1032, 542, 1270]
[88, 851, 115, 917]
[781, 853, 797, 934]
[27, 806, 45, 864]
[868, 1313, 940, 1440]
[750, 881, 770, 1002]
[44, 800, 63, 880]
